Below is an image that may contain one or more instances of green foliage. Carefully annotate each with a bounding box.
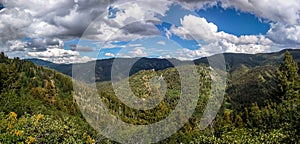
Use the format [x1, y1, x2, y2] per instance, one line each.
[94, 65, 212, 126]
[0, 53, 104, 143]
[276, 51, 300, 100]
[226, 65, 277, 111]
[0, 53, 79, 116]
[1, 51, 300, 143]
[0, 112, 104, 144]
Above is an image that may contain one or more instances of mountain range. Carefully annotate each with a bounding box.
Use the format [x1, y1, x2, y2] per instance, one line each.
[28, 49, 300, 82]
[1, 49, 299, 143]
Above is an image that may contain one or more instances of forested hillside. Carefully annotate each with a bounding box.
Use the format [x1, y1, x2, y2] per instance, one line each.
[90, 51, 299, 143]
[1, 51, 299, 143]
[29, 58, 187, 82]
[29, 49, 300, 82]
[195, 49, 300, 74]
[0, 52, 100, 143]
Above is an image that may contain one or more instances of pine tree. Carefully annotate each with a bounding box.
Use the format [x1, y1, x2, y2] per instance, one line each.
[276, 51, 300, 100]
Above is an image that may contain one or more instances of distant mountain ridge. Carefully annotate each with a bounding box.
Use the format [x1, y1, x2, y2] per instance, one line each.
[2, 49, 299, 143]
[28, 57, 188, 82]
[27, 49, 300, 82]
[194, 49, 300, 73]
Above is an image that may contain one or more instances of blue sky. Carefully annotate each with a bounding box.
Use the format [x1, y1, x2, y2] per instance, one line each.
[77, 3, 273, 60]
[1, 0, 299, 63]
[196, 6, 270, 36]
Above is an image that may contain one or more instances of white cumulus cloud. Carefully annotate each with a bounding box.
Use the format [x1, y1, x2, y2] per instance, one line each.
[171, 15, 274, 58]
[171, 15, 218, 42]
[105, 52, 115, 57]
[1, 0, 300, 62]
[28, 48, 95, 63]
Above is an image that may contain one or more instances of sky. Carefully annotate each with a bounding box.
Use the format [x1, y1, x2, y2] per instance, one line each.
[0, 0, 300, 63]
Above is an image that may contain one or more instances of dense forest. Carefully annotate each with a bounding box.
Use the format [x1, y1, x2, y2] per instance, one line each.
[0, 51, 299, 143]
[0, 52, 100, 143]
[29, 49, 300, 82]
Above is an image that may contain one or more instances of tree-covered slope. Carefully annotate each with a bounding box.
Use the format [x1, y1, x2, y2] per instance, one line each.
[1, 50, 299, 143]
[0, 52, 100, 143]
[29, 49, 300, 83]
[0, 52, 77, 116]
[29, 57, 188, 82]
[195, 49, 300, 74]
[90, 51, 299, 143]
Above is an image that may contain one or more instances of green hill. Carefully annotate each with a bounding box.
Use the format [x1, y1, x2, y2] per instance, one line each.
[0, 52, 100, 143]
[195, 49, 300, 74]
[0, 52, 77, 116]
[29, 49, 300, 83]
[85, 51, 298, 143]
[29, 57, 188, 82]
[1, 50, 300, 143]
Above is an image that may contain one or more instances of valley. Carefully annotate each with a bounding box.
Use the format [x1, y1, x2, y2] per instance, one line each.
[0, 49, 299, 143]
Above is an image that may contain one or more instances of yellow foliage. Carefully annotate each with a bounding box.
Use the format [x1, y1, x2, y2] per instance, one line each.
[7, 123, 12, 130]
[26, 136, 35, 144]
[9, 112, 17, 119]
[34, 114, 44, 125]
[87, 135, 95, 144]
[83, 132, 95, 144]
[15, 130, 23, 136]
[37, 114, 44, 121]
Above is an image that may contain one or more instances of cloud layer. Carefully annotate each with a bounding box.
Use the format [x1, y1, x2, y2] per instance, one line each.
[0, 0, 299, 62]
[170, 15, 274, 59]
[0, 0, 113, 62]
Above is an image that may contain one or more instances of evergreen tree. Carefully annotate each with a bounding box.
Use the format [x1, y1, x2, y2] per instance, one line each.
[276, 51, 300, 100]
